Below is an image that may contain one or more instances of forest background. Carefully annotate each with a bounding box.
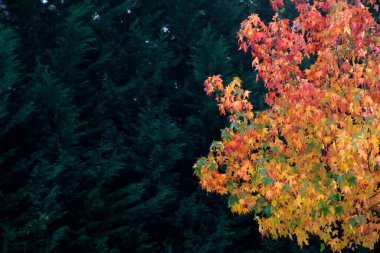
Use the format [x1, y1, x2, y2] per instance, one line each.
[0, 0, 379, 252]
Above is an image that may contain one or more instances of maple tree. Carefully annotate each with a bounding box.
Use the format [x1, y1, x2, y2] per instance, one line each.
[194, 0, 380, 251]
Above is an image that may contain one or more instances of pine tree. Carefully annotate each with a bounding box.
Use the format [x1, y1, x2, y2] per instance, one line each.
[0, 22, 35, 253]
[121, 105, 183, 252]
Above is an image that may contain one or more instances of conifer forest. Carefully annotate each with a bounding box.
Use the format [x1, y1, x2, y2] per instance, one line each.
[1, 0, 380, 252]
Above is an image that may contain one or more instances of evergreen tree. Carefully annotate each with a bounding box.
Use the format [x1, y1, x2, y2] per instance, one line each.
[0, 23, 34, 253]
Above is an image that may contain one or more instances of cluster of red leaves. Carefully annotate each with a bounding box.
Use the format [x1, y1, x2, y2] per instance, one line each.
[194, 0, 380, 251]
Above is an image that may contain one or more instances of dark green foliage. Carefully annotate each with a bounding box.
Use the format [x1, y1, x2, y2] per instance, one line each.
[0, 23, 32, 134]
[167, 191, 237, 252]
[191, 24, 232, 83]
[1, 0, 377, 252]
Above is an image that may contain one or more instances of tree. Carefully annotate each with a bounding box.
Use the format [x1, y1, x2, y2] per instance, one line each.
[195, 0, 380, 251]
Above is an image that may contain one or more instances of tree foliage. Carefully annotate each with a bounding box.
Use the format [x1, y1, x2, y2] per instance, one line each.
[195, 0, 380, 251]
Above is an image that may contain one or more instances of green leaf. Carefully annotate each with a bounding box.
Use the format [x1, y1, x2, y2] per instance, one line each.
[290, 218, 301, 229]
[320, 243, 326, 252]
[336, 175, 343, 185]
[312, 163, 322, 172]
[209, 161, 216, 171]
[356, 215, 365, 224]
[328, 194, 340, 203]
[334, 205, 344, 216]
[256, 197, 266, 207]
[228, 195, 239, 207]
[300, 188, 306, 197]
[251, 173, 259, 184]
[311, 208, 316, 217]
[257, 123, 265, 131]
[194, 166, 202, 176]
[324, 178, 332, 186]
[260, 168, 267, 176]
[348, 218, 356, 227]
[347, 175, 356, 186]
[318, 201, 329, 216]
[271, 146, 279, 153]
[314, 183, 321, 192]
[226, 180, 234, 191]
[210, 141, 223, 151]
[262, 176, 273, 187]
[194, 157, 207, 176]
[278, 153, 287, 163]
[282, 184, 290, 193]
[263, 204, 271, 217]
[222, 129, 231, 141]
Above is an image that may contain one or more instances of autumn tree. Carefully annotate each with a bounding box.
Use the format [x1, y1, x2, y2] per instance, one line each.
[195, 0, 380, 251]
